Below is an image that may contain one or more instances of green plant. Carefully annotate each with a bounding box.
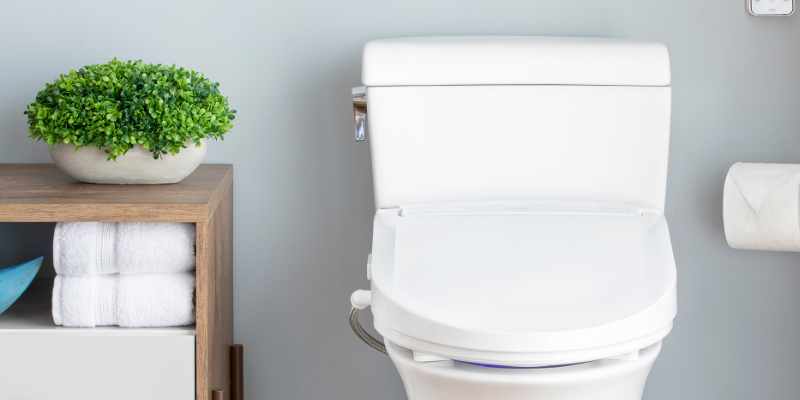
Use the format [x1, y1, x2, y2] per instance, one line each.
[24, 58, 236, 160]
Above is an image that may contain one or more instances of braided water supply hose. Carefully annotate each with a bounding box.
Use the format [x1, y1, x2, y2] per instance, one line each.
[350, 290, 388, 355]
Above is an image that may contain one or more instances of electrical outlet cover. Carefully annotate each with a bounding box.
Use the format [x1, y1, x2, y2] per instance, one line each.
[749, 0, 794, 15]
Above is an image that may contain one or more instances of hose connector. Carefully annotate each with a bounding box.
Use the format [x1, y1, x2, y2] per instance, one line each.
[349, 289, 387, 355]
[350, 289, 372, 310]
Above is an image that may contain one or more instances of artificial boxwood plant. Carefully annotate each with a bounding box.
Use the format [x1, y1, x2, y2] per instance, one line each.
[24, 58, 236, 160]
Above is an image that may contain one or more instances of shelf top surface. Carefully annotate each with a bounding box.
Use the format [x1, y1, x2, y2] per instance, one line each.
[0, 278, 195, 336]
[0, 164, 232, 222]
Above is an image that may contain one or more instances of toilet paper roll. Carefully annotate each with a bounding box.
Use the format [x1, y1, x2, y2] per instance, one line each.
[723, 162, 800, 251]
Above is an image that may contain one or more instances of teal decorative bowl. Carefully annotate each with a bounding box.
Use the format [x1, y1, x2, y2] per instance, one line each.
[0, 256, 43, 315]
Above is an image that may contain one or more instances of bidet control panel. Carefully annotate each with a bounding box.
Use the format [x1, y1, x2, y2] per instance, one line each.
[749, 0, 794, 16]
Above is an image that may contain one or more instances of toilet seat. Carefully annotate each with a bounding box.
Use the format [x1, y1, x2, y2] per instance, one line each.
[369, 201, 677, 367]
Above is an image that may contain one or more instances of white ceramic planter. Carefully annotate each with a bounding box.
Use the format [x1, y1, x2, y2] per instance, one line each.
[48, 138, 207, 184]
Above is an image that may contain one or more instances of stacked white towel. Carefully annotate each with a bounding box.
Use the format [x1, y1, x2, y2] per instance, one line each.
[53, 222, 196, 275]
[52, 273, 195, 328]
[51, 222, 197, 328]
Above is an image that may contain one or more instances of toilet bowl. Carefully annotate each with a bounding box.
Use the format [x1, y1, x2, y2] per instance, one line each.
[387, 341, 662, 400]
[349, 36, 676, 400]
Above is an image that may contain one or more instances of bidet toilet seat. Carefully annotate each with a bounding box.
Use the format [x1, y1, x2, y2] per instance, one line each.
[369, 202, 677, 367]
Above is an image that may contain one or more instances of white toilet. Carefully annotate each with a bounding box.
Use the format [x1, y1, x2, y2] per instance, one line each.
[349, 36, 677, 400]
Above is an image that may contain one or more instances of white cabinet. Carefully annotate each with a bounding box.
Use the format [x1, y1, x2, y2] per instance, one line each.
[0, 279, 195, 400]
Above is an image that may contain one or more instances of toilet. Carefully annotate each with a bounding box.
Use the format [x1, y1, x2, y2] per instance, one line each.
[349, 36, 676, 400]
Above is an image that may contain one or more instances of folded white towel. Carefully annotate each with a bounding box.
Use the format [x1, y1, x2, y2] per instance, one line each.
[52, 272, 196, 328]
[53, 222, 196, 276]
[723, 162, 800, 251]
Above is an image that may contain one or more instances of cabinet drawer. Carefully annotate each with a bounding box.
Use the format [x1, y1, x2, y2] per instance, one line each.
[0, 333, 195, 400]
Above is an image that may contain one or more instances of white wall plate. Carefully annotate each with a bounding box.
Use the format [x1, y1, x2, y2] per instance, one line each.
[749, 0, 794, 16]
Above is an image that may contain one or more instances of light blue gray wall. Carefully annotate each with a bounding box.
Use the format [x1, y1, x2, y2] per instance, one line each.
[2, 0, 800, 399]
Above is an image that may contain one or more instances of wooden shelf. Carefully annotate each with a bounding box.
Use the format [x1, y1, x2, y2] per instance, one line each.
[0, 164, 232, 222]
[0, 164, 234, 400]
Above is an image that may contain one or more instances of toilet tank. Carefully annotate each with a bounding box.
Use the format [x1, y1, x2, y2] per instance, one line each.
[362, 36, 672, 211]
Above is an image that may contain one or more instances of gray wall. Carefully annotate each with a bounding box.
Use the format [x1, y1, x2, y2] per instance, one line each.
[1, 0, 800, 399]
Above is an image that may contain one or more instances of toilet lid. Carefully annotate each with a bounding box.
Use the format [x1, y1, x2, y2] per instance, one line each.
[369, 203, 677, 366]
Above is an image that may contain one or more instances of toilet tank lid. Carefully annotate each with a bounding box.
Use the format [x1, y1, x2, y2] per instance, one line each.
[362, 36, 671, 87]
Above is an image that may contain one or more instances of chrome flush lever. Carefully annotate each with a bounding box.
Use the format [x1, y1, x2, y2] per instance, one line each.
[352, 86, 367, 141]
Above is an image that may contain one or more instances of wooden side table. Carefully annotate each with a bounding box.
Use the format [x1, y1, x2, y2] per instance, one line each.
[0, 164, 235, 400]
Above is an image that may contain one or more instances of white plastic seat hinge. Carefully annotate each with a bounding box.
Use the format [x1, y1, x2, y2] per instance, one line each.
[413, 351, 449, 363]
[605, 350, 640, 361]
